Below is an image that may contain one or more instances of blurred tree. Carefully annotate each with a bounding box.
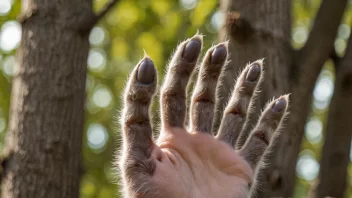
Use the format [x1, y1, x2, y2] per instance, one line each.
[0, 0, 118, 197]
[310, 33, 352, 198]
[217, 0, 352, 197]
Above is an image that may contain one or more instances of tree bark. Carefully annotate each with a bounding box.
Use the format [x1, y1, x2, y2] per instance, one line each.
[216, 0, 292, 194]
[215, 0, 291, 142]
[313, 33, 352, 198]
[218, 0, 348, 197]
[1, 1, 93, 197]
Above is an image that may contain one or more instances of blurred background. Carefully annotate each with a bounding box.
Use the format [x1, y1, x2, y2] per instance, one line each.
[0, 0, 351, 197]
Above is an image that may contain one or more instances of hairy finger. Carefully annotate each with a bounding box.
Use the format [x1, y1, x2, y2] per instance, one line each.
[239, 95, 289, 170]
[216, 60, 263, 146]
[160, 35, 203, 128]
[120, 57, 157, 183]
[190, 43, 228, 133]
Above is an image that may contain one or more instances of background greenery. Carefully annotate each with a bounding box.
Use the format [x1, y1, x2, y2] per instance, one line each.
[0, 0, 351, 197]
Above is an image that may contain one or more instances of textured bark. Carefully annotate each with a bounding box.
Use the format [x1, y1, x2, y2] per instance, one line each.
[216, 0, 292, 193]
[313, 34, 352, 198]
[215, 0, 291, 142]
[218, 0, 348, 197]
[1, 0, 92, 197]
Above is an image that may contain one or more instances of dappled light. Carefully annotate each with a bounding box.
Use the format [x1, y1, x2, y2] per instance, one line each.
[338, 24, 351, 39]
[293, 26, 308, 46]
[180, 0, 198, 10]
[312, 66, 335, 112]
[87, 123, 109, 151]
[0, 0, 12, 16]
[297, 150, 320, 181]
[0, 21, 21, 52]
[88, 49, 107, 72]
[305, 117, 323, 144]
[89, 26, 106, 46]
[92, 86, 113, 108]
[1, 55, 15, 76]
[211, 10, 224, 31]
[313, 75, 334, 107]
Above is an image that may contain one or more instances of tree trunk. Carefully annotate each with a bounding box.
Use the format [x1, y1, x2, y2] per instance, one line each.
[1, 1, 92, 197]
[215, 0, 291, 137]
[313, 34, 352, 198]
[216, 0, 292, 194]
[218, 0, 347, 197]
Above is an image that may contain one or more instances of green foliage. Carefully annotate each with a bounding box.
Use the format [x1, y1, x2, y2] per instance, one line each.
[0, 0, 351, 197]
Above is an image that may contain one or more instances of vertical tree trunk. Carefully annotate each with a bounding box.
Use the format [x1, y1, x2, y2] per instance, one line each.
[219, 0, 347, 197]
[216, 0, 292, 193]
[215, 1, 291, 139]
[1, 1, 92, 197]
[313, 36, 352, 198]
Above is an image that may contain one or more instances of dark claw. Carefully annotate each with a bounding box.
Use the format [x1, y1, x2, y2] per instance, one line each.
[182, 39, 201, 62]
[246, 63, 260, 82]
[272, 98, 286, 112]
[210, 45, 227, 64]
[137, 58, 155, 84]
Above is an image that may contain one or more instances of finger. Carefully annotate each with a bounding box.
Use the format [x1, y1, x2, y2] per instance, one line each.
[216, 60, 263, 146]
[239, 95, 289, 170]
[160, 35, 203, 128]
[120, 57, 157, 174]
[190, 43, 228, 133]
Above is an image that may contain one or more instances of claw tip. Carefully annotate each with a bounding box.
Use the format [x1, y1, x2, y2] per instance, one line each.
[137, 58, 155, 84]
[272, 97, 287, 112]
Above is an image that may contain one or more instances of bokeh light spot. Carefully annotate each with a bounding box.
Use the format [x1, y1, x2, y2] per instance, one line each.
[293, 27, 308, 45]
[305, 118, 323, 144]
[0, 0, 12, 16]
[116, 2, 140, 29]
[0, 21, 21, 52]
[313, 77, 334, 100]
[89, 27, 105, 46]
[211, 10, 224, 31]
[335, 38, 346, 55]
[180, 0, 198, 10]
[88, 49, 106, 72]
[87, 124, 108, 150]
[338, 24, 350, 40]
[92, 86, 112, 108]
[2, 55, 16, 76]
[296, 150, 319, 181]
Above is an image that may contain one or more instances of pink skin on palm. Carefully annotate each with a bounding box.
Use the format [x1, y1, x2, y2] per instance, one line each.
[118, 34, 289, 198]
[153, 129, 253, 198]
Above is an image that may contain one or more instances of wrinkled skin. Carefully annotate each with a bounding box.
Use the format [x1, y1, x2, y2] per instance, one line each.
[118, 35, 289, 198]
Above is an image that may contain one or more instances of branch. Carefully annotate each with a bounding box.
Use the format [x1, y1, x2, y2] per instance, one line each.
[298, 0, 347, 83]
[78, 0, 120, 33]
[95, 0, 120, 23]
[313, 28, 352, 198]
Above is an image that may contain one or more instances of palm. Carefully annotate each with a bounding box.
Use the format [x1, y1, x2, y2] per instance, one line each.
[154, 128, 253, 198]
[118, 35, 289, 198]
